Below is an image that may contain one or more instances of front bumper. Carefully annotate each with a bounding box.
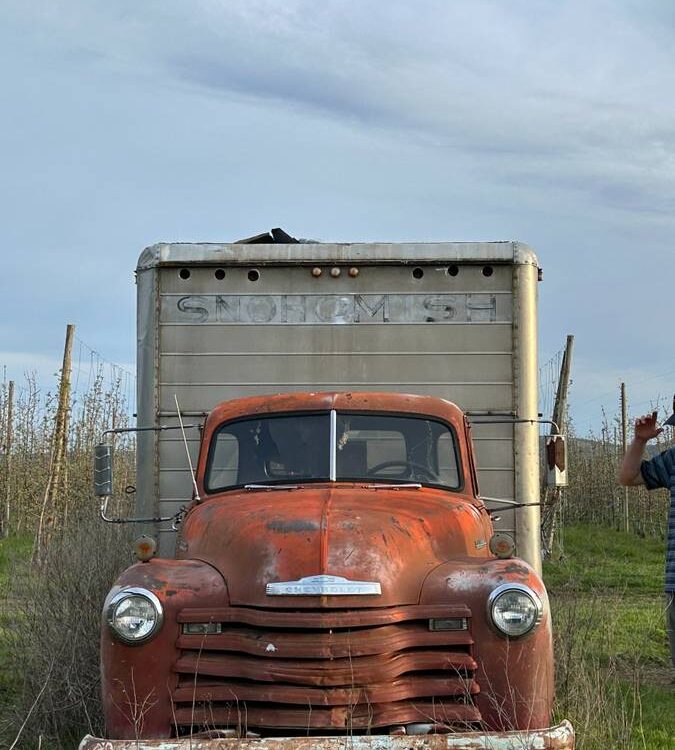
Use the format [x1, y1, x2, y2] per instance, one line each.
[80, 720, 574, 750]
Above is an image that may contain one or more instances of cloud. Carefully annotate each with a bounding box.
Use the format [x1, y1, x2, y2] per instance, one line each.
[8, 0, 673, 220]
[2, 0, 675, 433]
[562, 358, 675, 436]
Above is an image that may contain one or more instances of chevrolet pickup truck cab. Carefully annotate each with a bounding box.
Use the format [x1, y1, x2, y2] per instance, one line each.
[92, 391, 573, 749]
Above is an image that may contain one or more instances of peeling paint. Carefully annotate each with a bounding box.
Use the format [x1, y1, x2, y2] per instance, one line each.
[502, 563, 530, 576]
[389, 516, 412, 538]
[267, 519, 319, 533]
[79, 720, 574, 749]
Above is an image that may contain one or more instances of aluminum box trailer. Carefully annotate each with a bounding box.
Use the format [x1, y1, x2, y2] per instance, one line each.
[135, 237, 541, 569]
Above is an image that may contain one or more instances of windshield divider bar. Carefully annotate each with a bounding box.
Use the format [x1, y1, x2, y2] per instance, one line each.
[330, 410, 337, 481]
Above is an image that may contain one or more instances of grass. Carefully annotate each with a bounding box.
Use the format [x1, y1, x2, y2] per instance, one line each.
[0, 535, 32, 736]
[637, 685, 675, 749]
[0, 534, 31, 589]
[545, 524, 675, 749]
[544, 524, 665, 593]
[553, 594, 669, 664]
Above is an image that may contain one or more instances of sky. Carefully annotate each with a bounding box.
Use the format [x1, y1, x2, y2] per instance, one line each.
[1, 0, 674, 434]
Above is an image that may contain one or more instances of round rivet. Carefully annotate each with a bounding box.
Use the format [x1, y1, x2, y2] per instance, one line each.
[330, 267, 341, 277]
[312, 267, 322, 277]
[348, 267, 359, 277]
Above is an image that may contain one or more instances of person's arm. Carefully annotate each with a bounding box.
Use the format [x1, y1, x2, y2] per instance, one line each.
[617, 411, 663, 486]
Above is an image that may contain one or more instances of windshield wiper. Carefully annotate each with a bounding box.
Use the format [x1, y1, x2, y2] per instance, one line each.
[245, 482, 422, 491]
[244, 484, 300, 491]
[365, 483, 422, 489]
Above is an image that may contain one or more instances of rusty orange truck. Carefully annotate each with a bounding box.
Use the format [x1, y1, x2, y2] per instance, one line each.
[83, 232, 573, 749]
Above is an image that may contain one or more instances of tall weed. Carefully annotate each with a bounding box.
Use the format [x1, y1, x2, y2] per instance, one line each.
[2, 515, 134, 748]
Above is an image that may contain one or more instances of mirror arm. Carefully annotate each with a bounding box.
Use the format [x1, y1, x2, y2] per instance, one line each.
[99, 495, 181, 524]
[94, 423, 201, 526]
[467, 416, 562, 434]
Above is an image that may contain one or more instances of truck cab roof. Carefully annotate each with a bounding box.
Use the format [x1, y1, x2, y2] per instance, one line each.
[198, 392, 472, 496]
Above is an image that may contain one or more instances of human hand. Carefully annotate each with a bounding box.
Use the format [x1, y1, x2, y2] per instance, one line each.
[634, 411, 663, 443]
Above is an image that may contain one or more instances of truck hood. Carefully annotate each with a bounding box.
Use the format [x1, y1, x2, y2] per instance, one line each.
[180, 485, 488, 608]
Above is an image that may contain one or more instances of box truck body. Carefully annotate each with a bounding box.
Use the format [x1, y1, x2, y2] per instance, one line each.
[135, 240, 540, 568]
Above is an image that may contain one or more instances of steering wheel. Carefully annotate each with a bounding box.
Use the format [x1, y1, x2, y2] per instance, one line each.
[368, 460, 437, 483]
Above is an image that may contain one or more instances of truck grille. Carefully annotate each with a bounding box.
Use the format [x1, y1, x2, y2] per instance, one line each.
[173, 605, 481, 735]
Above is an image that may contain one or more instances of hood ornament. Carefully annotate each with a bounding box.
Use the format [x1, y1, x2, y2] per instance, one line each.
[266, 574, 381, 596]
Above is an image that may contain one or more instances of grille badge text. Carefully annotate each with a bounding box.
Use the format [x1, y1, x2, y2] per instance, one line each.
[266, 574, 381, 596]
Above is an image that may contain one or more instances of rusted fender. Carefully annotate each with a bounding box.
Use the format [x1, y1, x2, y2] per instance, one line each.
[79, 720, 574, 750]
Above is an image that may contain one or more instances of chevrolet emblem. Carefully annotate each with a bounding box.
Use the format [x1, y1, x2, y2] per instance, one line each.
[266, 574, 381, 596]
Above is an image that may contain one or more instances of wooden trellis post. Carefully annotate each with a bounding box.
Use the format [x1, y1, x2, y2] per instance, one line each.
[1, 379, 14, 538]
[34, 324, 75, 562]
[621, 382, 629, 532]
[542, 334, 574, 555]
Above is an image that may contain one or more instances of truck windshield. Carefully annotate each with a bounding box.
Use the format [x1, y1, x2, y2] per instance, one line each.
[205, 412, 461, 492]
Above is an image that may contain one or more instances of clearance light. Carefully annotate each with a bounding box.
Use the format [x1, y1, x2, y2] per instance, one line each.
[489, 532, 515, 559]
[133, 535, 157, 562]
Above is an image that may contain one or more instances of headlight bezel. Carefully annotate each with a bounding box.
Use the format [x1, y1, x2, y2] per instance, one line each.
[487, 583, 543, 639]
[107, 587, 164, 645]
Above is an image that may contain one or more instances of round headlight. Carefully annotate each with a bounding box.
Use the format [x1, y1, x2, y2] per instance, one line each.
[488, 584, 543, 638]
[107, 588, 163, 644]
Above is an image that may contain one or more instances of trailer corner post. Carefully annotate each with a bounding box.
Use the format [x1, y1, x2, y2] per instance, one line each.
[512, 258, 541, 574]
[136, 263, 161, 541]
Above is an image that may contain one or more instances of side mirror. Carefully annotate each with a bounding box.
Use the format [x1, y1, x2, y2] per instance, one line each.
[94, 425, 195, 525]
[94, 443, 113, 497]
[545, 435, 567, 487]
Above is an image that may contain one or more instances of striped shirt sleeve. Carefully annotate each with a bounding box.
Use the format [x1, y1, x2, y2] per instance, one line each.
[641, 446, 675, 490]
